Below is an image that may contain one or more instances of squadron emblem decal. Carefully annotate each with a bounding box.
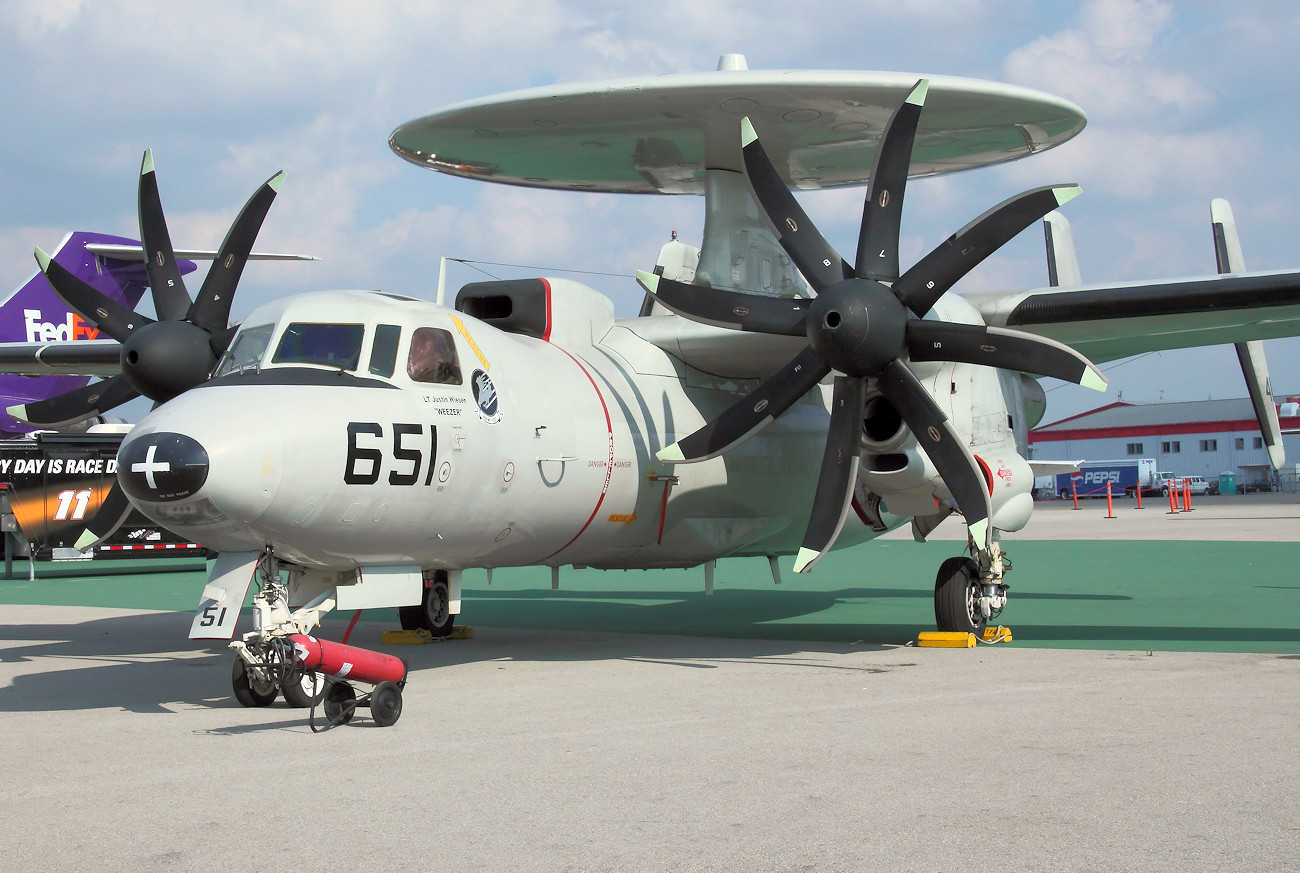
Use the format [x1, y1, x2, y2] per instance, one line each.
[472, 369, 501, 425]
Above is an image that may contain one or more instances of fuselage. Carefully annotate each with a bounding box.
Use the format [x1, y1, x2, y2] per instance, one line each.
[119, 284, 1030, 571]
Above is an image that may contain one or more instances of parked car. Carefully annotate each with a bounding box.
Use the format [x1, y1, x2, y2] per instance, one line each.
[1159, 475, 1211, 496]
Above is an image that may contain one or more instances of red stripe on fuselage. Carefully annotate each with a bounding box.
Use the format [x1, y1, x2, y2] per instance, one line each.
[542, 346, 615, 561]
[541, 278, 553, 342]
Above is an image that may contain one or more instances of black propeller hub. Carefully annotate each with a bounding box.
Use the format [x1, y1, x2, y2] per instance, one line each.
[121, 320, 218, 403]
[807, 279, 907, 376]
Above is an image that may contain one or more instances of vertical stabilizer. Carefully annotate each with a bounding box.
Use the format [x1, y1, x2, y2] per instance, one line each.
[1042, 211, 1082, 287]
[1212, 199, 1284, 469]
[639, 233, 701, 316]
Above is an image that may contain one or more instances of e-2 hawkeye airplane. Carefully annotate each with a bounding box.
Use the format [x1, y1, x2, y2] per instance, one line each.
[10, 57, 1300, 715]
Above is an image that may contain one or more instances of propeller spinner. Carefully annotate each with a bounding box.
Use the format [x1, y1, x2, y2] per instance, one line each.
[638, 79, 1105, 573]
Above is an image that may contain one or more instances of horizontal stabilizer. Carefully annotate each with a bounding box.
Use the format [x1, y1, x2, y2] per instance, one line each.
[85, 243, 318, 262]
[0, 339, 122, 376]
[1028, 459, 1082, 477]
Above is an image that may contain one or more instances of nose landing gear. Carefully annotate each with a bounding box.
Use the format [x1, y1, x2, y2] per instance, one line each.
[227, 551, 408, 728]
[934, 539, 1009, 635]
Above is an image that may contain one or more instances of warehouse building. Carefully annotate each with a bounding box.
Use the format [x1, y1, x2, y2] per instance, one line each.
[1028, 397, 1300, 491]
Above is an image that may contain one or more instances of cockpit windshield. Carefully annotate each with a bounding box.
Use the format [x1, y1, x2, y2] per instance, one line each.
[213, 324, 274, 377]
[271, 323, 364, 370]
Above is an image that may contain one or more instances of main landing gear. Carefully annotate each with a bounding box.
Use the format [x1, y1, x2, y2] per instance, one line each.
[398, 569, 456, 637]
[933, 539, 1009, 635]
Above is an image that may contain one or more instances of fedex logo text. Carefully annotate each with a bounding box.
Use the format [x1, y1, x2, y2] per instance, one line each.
[24, 309, 100, 342]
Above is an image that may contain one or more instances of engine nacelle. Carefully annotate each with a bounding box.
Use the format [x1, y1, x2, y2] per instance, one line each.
[980, 451, 1035, 531]
[859, 392, 910, 454]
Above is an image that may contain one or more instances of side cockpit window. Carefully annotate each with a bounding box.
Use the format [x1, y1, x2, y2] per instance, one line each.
[369, 324, 401, 378]
[272, 323, 364, 370]
[214, 324, 274, 377]
[407, 327, 462, 385]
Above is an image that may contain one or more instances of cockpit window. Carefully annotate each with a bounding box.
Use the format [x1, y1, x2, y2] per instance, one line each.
[407, 327, 462, 385]
[369, 324, 401, 378]
[214, 324, 274, 377]
[272, 323, 364, 370]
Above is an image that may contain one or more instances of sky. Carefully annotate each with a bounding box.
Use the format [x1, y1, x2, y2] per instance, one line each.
[1, 0, 1298, 424]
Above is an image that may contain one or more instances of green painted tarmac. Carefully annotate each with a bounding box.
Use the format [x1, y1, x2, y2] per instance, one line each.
[1, 540, 1297, 653]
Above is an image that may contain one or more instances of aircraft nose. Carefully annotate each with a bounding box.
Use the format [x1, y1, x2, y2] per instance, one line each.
[119, 391, 285, 544]
[118, 432, 210, 502]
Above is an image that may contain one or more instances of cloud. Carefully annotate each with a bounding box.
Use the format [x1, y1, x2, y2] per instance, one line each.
[0, 0, 84, 40]
[1003, 0, 1213, 119]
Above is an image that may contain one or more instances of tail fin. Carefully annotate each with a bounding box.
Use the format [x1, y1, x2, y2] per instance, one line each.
[1042, 211, 1082, 288]
[0, 232, 197, 437]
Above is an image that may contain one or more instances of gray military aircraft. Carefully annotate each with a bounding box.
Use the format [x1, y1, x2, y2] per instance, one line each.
[11, 57, 1300, 708]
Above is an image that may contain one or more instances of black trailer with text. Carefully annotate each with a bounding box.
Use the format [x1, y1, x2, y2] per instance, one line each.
[0, 431, 202, 564]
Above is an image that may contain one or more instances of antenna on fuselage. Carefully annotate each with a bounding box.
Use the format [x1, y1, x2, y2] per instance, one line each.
[436, 256, 448, 306]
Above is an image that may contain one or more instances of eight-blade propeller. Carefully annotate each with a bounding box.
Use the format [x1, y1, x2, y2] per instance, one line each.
[19, 151, 285, 551]
[638, 79, 1106, 573]
[13, 150, 284, 428]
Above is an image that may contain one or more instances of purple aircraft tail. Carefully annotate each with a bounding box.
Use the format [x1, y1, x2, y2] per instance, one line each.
[0, 231, 197, 437]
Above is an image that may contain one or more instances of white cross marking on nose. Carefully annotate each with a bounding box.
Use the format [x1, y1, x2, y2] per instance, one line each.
[132, 444, 171, 490]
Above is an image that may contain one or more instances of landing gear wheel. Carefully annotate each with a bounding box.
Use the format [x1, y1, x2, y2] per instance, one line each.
[398, 605, 423, 631]
[369, 681, 403, 727]
[232, 657, 277, 707]
[418, 574, 456, 638]
[324, 682, 357, 725]
[934, 556, 987, 636]
[280, 668, 324, 708]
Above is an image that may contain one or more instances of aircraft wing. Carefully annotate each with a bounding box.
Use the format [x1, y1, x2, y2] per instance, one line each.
[968, 268, 1300, 364]
[0, 339, 122, 376]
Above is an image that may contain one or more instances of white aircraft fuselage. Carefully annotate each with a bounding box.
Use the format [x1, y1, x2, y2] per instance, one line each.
[118, 281, 1031, 573]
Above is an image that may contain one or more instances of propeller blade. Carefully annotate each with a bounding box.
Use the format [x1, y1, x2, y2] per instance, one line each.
[895, 184, 1081, 318]
[7, 374, 139, 428]
[635, 271, 811, 336]
[659, 347, 830, 464]
[876, 359, 992, 549]
[209, 324, 240, 358]
[792, 375, 867, 573]
[739, 118, 851, 293]
[73, 481, 135, 552]
[188, 170, 286, 333]
[137, 150, 193, 322]
[856, 79, 928, 282]
[34, 247, 156, 343]
[905, 321, 1106, 389]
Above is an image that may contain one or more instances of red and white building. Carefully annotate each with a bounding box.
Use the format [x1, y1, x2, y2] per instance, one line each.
[1028, 397, 1300, 490]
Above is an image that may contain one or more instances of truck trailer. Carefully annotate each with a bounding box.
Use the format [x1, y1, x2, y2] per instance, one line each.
[1043, 458, 1162, 500]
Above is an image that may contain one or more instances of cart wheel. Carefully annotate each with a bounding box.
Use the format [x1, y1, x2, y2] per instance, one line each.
[232, 657, 277, 708]
[324, 681, 356, 725]
[369, 681, 403, 727]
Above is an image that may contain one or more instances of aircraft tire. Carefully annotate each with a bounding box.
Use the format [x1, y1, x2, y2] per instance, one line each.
[232, 657, 277, 707]
[397, 606, 423, 630]
[420, 575, 456, 638]
[280, 668, 324, 708]
[934, 556, 986, 636]
[369, 682, 403, 727]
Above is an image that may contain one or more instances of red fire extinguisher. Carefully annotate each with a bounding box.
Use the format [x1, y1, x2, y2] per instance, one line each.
[288, 634, 407, 686]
